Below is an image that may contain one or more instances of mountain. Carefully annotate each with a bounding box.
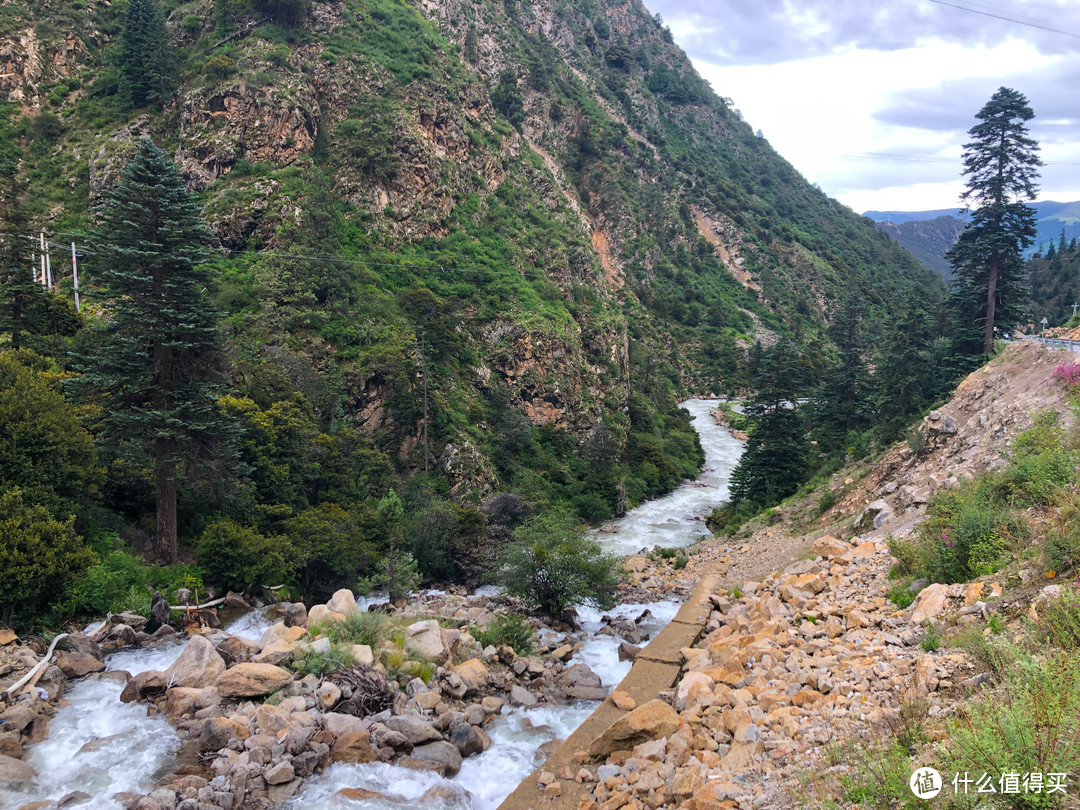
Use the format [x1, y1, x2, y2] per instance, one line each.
[865, 201, 1080, 269]
[872, 216, 967, 279]
[1, 0, 942, 534]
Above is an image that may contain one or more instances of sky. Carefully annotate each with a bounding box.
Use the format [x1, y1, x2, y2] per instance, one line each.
[643, 0, 1080, 214]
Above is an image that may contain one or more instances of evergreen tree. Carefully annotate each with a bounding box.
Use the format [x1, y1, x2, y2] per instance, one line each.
[873, 285, 935, 433]
[812, 289, 871, 452]
[728, 337, 810, 507]
[947, 87, 1041, 355]
[118, 0, 174, 109]
[78, 138, 225, 564]
[0, 141, 39, 350]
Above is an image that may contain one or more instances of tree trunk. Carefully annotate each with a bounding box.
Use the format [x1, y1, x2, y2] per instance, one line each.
[155, 448, 178, 565]
[983, 252, 999, 354]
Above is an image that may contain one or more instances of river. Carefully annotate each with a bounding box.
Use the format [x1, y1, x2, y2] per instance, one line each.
[2, 398, 741, 810]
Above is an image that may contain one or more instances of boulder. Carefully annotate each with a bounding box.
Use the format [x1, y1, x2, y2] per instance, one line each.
[331, 732, 379, 763]
[164, 637, 226, 689]
[56, 651, 106, 679]
[410, 741, 463, 777]
[165, 687, 219, 720]
[811, 535, 849, 558]
[199, 716, 250, 752]
[147, 591, 170, 634]
[910, 583, 950, 624]
[0, 705, 37, 733]
[321, 712, 366, 737]
[254, 703, 292, 736]
[215, 663, 293, 698]
[590, 700, 683, 757]
[0, 629, 16, 646]
[926, 410, 958, 434]
[325, 589, 360, 618]
[259, 622, 306, 648]
[216, 635, 261, 664]
[508, 685, 537, 707]
[855, 500, 893, 532]
[452, 659, 488, 694]
[281, 602, 307, 628]
[306, 604, 344, 628]
[383, 715, 442, 745]
[263, 760, 294, 785]
[0, 754, 35, 788]
[350, 644, 374, 667]
[54, 632, 102, 661]
[840, 541, 877, 562]
[254, 640, 297, 667]
[449, 723, 485, 757]
[405, 620, 448, 662]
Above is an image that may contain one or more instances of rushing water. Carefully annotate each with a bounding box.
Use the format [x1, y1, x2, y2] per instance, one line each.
[591, 399, 744, 556]
[6, 399, 738, 810]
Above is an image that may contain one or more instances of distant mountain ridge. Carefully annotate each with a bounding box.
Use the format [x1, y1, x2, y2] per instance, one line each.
[864, 200, 1080, 273]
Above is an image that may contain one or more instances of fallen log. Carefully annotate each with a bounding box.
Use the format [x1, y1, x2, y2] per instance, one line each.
[0, 633, 68, 701]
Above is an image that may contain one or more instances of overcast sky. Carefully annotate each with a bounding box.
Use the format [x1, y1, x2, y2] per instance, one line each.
[643, 0, 1080, 214]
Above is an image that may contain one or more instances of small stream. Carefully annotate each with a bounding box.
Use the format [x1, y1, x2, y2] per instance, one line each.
[3, 399, 740, 810]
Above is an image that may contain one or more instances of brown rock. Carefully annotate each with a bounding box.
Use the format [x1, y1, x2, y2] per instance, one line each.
[610, 690, 636, 711]
[452, 658, 489, 694]
[164, 637, 227, 689]
[331, 732, 379, 763]
[841, 541, 877, 562]
[336, 787, 388, 801]
[590, 700, 683, 757]
[0, 753, 35, 788]
[56, 651, 105, 679]
[0, 629, 16, 646]
[199, 716, 250, 752]
[215, 663, 293, 698]
[963, 582, 985, 607]
[811, 535, 848, 558]
[910, 583, 950, 624]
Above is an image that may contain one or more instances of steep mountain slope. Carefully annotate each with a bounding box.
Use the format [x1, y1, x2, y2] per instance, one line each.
[2, 0, 942, 517]
[873, 215, 967, 278]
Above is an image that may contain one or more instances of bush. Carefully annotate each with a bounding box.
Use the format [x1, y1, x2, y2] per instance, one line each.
[493, 509, 622, 616]
[294, 645, 352, 677]
[945, 648, 1080, 808]
[473, 613, 534, 655]
[0, 490, 95, 628]
[66, 548, 150, 618]
[1035, 586, 1080, 650]
[886, 581, 916, 609]
[195, 520, 289, 593]
[316, 611, 393, 648]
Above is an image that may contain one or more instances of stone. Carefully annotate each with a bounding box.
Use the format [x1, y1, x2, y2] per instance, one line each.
[617, 642, 640, 662]
[316, 681, 341, 711]
[963, 582, 986, 607]
[910, 583, 950, 624]
[199, 717, 250, 752]
[331, 732, 379, 763]
[811, 535, 849, 558]
[259, 622, 306, 648]
[336, 787, 387, 801]
[926, 410, 958, 434]
[215, 663, 293, 698]
[383, 715, 442, 745]
[306, 604, 343, 627]
[405, 620, 448, 663]
[0, 755, 38, 789]
[841, 541, 877, 562]
[481, 696, 505, 715]
[55, 633, 102, 661]
[610, 691, 636, 711]
[325, 589, 360, 618]
[58, 790, 91, 807]
[55, 651, 106, 679]
[675, 671, 714, 711]
[0, 705, 38, 733]
[281, 602, 307, 628]
[148, 591, 170, 634]
[254, 703, 292, 736]
[164, 637, 227, 689]
[855, 500, 893, 532]
[449, 723, 485, 757]
[411, 741, 463, 777]
[452, 659, 488, 694]
[552, 644, 574, 662]
[590, 700, 683, 757]
[509, 685, 537, 707]
[215, 635, 260, 664]
[263, 760, 294, 785]
[165, 686, 219, 720]
[0, 629, 16, 646]
[254, 640, 296, 667]
[350, 644, 374, 667]
[320, 712, 366, 737]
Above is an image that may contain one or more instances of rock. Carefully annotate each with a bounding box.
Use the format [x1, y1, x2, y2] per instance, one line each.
[610, 691, 636, 711]
[263, 760, 294, 785]
[306, 604, 344, 627]
[589, 700, 683, 757]
[350, 644, 374, 667]
[331, 731, 379, 763]
[281, 602, 307, 628]
[148, 591, 170, 634]
[0, 732, 21, 760]
[254, 703, 292, 736]
[910, 583, 950, 624]
[321, 712, 366, 737]
[452, 659, 488, 694]
[225, 591, 248, 608]
[55, 633, 102, 661]
[165, 686, 219, 720]
[508, 685, 537, 707]
[164, 637, 226, 689]
[811, 535, 849, 558]
[552, 644, 574, 662]
[449, 723, 485, 757]
[384, 716, 442, 745]
[325, 589, 360, 618]
[58, 790, 91, 807]
[0, 754, 35, 788]
[411, 741, 463, 777]
[259, 622, 307, 647]
[0, 629, 16, 646]
[216, 635, 260, 664]
[675, 671, 713, 711]
[855, 500, 893, 532]
[720, 722, 764, 771]
[405, 620, 448, 663]
[926, 410, 958, 434]
[617, 642, 640, 662]
[254, 640, 296, 666]
[215, 663, 293, 698]
[963, 582, 986, 607]
[199, 716, 250, 752]
[841, 541, 878, 562]
[55, 651, 105, 679]
[481, 696, 504, 715]
[336, 787, 388, 801]
[316, 681, 341, 711]
[1, 705, 38, 733]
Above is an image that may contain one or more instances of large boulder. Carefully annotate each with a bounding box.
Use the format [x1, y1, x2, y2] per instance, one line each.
[410, 741, 463, 777]
[383, 715, 442, 745]
[281, 602, 307, 628]
[215, 663, 293, 698]
[811, 535, 849, 559]
[331, 732, 379, 763]
[910, 583, 950, 624]
[306, 604, 345, 627]
[259, 622, 306, 648]
[590, 700, 684, 757]
[56, 651, 106, 679]
[0, 754, 35, 788]
[164, 637, 227, 688]
[55, 632, 102, 660]
[451, 659, 488, 694]
[325, 589, 360, 618]
[199, 716, 250, 752]
[405, 620, 448, 663]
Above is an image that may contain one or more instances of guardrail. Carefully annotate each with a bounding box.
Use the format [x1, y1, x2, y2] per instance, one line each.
[1020, 335, 1080, 353]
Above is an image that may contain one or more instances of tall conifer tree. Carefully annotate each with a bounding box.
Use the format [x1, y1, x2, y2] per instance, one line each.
[78, 138, 225, 564]
[947, 87, 1041, 355]
[118, 0, 174, 108]
[0, 140, 38, 350]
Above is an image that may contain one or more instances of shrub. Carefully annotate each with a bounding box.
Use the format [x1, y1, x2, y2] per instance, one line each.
[886, 581, 916, 609]
[0, 490, 95, 628]
[493, 509, 622, 616]
[317, 611, 393, 648]
[294, 644, 352, 677]
[66, 548, 149, 618]
[195, 520, 289, 593]
[1035, 586, 1080, 650]
[473, 613, 534, 655]
[921, 623, 941, 652]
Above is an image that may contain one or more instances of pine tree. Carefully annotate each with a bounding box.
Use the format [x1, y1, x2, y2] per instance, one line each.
[811, 289, 871, 452]
[0, 141, 40, 350]
[874, 285, 935, 433]
[118, 0, 174, 109]
[77, 138, 225, 564]
[947, 87, 1041, 355]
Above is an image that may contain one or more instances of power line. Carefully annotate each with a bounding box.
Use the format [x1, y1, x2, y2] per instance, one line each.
[840, 152, 1080, 166]
[926, 0, 1080, 40]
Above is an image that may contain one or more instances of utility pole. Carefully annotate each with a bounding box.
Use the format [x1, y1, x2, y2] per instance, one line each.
[44, 235, 52, 291]
[1072, 302, 1078, 319]
[71, 242, 80, 312]
[38, 233, 47, 289]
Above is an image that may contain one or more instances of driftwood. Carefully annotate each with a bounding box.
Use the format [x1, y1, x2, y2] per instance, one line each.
[168, 597, 226, 611]
[0, 633, 68, 701]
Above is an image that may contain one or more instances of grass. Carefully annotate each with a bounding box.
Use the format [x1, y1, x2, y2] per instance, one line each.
[473, 613, 534, 655]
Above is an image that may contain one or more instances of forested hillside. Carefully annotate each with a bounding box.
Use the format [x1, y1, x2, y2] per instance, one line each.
[0, 0, 945, 627]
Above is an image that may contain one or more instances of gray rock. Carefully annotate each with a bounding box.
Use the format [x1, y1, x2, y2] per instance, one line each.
[0, 753, 35, 788]
[411, 740, 463, 777]
[383, 715, 442, 745]
[508, 685, 537, 707]
[449, 723, 484, 757]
